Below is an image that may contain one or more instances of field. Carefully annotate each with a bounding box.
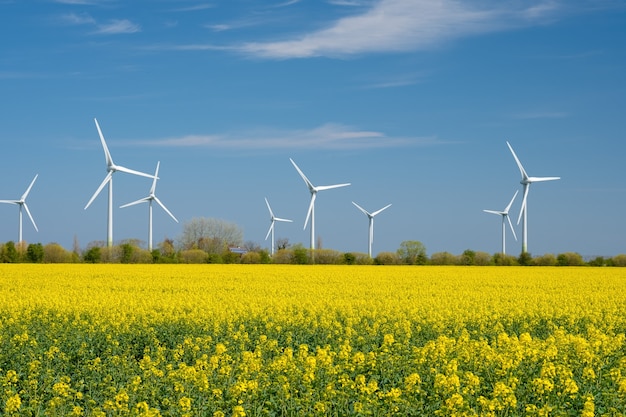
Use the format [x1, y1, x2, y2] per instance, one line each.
[1, 264, 625, 416]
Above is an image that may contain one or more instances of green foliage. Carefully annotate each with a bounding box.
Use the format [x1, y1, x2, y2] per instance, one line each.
[518, 251, 533, 266]
[397, 240, 427, 265]
[343, 252, 356, 265]
[557, 252, 585, 266]
[26, 243, 44, 263]
[83, 246, 102, 263]
[292, 244, 310, 264]
[430, 252, 458, 265]
[120, 243, 134, 264]
[533, 253, 557, 266]
[491, 253, 518, 266]
[374, 251, 400, 265]
[179, 249, 208, 264]
[1, 241, 18, 263]
[460, 249, 476, 265]
[611, 254, 626, 267]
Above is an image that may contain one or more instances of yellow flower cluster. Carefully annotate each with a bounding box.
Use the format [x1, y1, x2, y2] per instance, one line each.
[0, 264, 625, 415]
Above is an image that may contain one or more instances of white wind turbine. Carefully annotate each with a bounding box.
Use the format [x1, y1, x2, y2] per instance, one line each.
[0, 174, 38, 244]
[84, 118, 156, 247]
[352, 201, 392, 258]
[506, 141, 560, 254]
[290, 158, 350, 251]
[483, 190, 518, 255]
[264, 197, 292, 256]
[120, 161, 178, 252]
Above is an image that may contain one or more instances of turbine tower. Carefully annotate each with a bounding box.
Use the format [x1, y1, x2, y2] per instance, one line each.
[0, 174, 38, 244]
[85, 118, 156, 247]
[506, 141, 560, 254]
[120, 161, 178, 252]
[290, 158, 350, 251]
[264, 197, 292, 256]
[483, 190, 518, 255]
[352, 201, 391, 257]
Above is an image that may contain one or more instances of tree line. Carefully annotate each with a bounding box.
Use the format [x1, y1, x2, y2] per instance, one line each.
[1, 217, 624, 266]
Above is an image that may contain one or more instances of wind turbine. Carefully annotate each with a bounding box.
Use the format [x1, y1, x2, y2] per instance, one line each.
[506, 141, 560, 254]
[84, 118, 156, 247]
[483, 190, 518, 255]
[352, 201, 391, 257]
[290, 158, 350, 251]
[0, 174, 38, 244]
[264, 197, 292, 256]
[120, 161, 178, 252]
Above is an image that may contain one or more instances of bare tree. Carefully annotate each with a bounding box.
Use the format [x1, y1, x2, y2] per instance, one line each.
[179, 217, 243, 254]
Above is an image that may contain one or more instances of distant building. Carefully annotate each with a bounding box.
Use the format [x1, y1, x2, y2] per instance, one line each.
[228, 247, 248, 255]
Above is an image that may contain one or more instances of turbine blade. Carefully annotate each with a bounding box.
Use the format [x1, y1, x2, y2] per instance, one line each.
[265, 197, 275, 217]
[507, 214, 518, 241]
[114, 165, 157, 179]
[0, 200, 18, 205]
[504, 190, 519, 213]
[85, 172, 113, 209]
[150, 161, 160, 194]
[317, 183, 350, 191]
[352, 201, 370, 216]
[304, 193, 316, 229]
[265, 221, 274, 241]
[371, 203, 392, 217]
[275, 217, 293, 223]
[506, 141, 529, 180]
[517, 184, 530, 225]
[154, 196, 179, 223]
[120, 197, 150, 208]
[94, 118, 114, 167]
[483, 210, 502, 216]
[21, 174, 38, 201]
[23, 203, 38, 232]
[290, 158, 315, 191]
[528, 176, 561, 182]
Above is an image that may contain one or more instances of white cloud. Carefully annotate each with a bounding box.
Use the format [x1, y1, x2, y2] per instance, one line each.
[234, 0, 562, 59]
[61, 12, 96, 25]
[129, 123, 437, 150]
[94, 19, 141, 34]
[169, 4, 215, 12]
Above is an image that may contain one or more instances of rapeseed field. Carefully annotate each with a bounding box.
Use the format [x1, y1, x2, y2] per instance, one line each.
[1, 264, 625, 416]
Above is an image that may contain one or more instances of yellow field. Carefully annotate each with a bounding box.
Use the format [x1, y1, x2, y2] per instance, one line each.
[1, 265, 625, 416]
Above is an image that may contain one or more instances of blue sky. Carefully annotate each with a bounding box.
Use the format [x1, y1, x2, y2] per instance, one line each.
[1, 0, 625, 257]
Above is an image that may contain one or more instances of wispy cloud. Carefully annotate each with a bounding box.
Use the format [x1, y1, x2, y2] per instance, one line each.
[54, 0, 103, 4]
[169, 4, 215, 12]
[93, 19, 141, 34]
[361, 72, 428, 89]
[60, 12, 96, 25]
[233, 0, 563, 59]
[127, 123, 438, 150]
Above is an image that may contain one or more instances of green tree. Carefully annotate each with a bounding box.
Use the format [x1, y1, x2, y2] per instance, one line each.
[292, 244, 310, 264]
[518, 251, 533, 266]
[120, 243, 134, 264]
[430, 251, 458, 265]
[2, 241, 18, 263]
[533, 253, 557, 266]
[84, 246, 102, 263]
[460, 249, 476, 265]
[611, 254, 626, 267]
[374, 251, 400, 265]
[397, 240, 427, 265]
[26, 243, 44, 263]
[43, 243, 72, 263]
[491, 253, 518, 266]
[557, 252, 584, 266]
